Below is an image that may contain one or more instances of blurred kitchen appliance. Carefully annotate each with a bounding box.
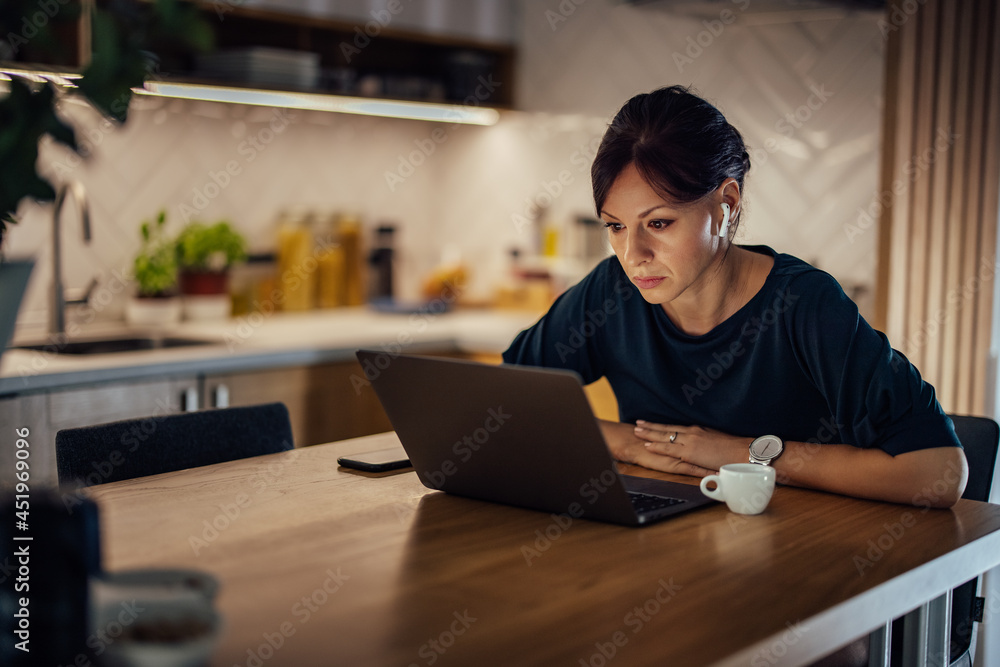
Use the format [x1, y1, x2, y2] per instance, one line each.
[368, 225, 396, 302]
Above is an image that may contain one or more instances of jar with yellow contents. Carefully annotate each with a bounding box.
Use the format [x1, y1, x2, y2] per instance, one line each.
[276, 209, 315, 311]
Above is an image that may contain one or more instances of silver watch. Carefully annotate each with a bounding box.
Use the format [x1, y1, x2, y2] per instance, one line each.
[749, 435, 784, 466]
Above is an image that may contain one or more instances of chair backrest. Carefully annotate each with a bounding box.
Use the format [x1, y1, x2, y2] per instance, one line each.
[947, 414, 1000, 664]
[56, 402, 294, 487]
[951, 415, 1000, 502]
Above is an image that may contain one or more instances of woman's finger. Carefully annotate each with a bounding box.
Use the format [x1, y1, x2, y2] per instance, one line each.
[634, 423, 683, 444]
[643, 439, 681, 456]
[635, 420, 676, 434]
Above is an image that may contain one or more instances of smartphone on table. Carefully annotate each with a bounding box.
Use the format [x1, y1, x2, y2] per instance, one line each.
[337, 447, 412, 473]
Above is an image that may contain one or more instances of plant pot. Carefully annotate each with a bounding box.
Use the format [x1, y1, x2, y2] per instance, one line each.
[0, 258, 35, 366]
[179, 270, 231, 321]
[179, 270, 229, 296]
[125, 296, 182, 328]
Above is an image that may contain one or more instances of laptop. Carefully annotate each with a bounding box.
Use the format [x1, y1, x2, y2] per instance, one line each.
[356, 350, 712, 526]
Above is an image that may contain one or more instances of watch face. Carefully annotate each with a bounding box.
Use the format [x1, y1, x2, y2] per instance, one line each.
[751, 435, 783, 459]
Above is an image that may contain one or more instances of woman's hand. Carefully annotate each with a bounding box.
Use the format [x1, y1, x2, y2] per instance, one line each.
[598, 420, 719, 477]
[633, 421, 751, 474]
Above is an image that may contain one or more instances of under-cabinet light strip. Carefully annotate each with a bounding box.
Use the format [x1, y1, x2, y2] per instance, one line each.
[136, 81, 501, 126]
[0, 67, 82, 87]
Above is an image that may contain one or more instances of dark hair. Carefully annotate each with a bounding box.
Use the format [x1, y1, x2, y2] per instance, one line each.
[592, 85, 751, 231]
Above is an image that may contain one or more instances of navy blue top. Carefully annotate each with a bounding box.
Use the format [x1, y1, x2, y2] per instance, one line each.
[502, 246, 959, 456]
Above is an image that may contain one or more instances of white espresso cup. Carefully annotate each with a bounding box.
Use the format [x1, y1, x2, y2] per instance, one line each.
[699, 463, 776, 515]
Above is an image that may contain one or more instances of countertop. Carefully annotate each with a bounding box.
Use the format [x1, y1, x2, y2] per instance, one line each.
[0, 307, 540, 395]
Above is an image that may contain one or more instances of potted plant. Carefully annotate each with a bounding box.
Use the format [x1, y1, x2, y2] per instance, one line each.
[126, 210, 181, 327]
[175, 220, 247, 320]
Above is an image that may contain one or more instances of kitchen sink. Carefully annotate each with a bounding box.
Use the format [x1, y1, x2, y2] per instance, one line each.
[14, 336, 217, 355]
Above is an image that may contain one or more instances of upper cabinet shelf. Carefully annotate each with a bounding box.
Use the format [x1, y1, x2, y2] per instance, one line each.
[2, 1, 516, 109]
[192, 3, 516, 107]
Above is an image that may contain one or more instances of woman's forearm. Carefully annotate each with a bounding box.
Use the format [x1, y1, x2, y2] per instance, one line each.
[773, 442, 968, 508]
[611, 418, 969, 508]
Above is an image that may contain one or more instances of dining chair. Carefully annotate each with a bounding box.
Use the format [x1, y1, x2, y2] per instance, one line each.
[56, 402, 294, 487]
[941, 415, 1000, 667]
[872, 414, 1000, 667]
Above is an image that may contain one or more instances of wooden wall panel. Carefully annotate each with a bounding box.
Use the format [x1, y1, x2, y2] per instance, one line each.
[940, 0, 975, 408]
[876, 0, 1000, 414]
[976, 0, 1000, 413]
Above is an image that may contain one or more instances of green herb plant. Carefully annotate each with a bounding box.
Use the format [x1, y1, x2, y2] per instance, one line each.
[133, 210, 177, 298]
[175, 221, 247, 273]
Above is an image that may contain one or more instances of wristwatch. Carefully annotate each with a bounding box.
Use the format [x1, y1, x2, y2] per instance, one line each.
[749, 435, 784, 466]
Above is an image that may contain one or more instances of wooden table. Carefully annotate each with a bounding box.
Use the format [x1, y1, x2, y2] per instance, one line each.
[84, 432, 1000, 667]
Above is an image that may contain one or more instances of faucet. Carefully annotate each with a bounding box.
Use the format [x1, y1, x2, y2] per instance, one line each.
[51, 181, 96, 336]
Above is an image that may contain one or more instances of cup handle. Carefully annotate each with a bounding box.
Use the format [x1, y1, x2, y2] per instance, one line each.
[700, 475, 724, 501]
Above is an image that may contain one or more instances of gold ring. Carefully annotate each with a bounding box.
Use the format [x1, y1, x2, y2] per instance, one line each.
[669, 431, 678, 443]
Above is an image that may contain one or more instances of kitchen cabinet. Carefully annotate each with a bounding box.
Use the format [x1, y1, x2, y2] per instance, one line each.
[200, 4, 516, 106]
[0, 393, 50, 489]
[202, 360, 393, 447]
[0, 361, 394, 488]
[232, 0, 516, 45]
[46, 376, 199, 427]
[19, 1, 515, 107]
[1, 375, 200, 488]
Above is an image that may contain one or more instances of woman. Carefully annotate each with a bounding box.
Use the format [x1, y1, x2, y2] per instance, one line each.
[503, 85, 967, 509]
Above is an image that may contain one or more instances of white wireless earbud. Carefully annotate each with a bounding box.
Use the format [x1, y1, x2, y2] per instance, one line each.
[718, 203, 731, 238]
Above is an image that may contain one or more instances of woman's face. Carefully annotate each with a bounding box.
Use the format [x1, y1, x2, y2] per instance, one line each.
[599, 163, 730, 306]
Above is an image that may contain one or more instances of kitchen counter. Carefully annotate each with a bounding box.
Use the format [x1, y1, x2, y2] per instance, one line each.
[0, 307, 540, 395]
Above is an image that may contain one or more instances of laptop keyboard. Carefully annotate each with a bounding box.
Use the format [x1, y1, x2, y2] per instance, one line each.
[629, 491, 686, 514]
